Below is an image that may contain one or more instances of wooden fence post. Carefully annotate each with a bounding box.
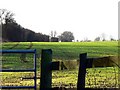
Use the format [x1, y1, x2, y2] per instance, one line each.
[40, 49, 52, 90]
[77, 53, 87, 90]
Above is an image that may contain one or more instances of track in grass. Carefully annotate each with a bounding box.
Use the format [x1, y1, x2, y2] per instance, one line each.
[2, 42, 20, 49]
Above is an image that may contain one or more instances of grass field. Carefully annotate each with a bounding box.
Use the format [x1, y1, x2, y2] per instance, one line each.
[2, 41, 118, 58]
[1, 41, 119, 89]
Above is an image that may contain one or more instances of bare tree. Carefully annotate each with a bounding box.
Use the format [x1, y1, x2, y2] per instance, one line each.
[101, 33, 106, 41]
[50, 30, 54, 37]
[54, 31, 57, 37]
[50, 30, 57, 37]
[84, 37, 88, 42]
[0, 9, 15, 25]
[0, 9, 15, 41]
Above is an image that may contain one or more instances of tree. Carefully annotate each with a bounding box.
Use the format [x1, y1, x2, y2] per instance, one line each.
[50, 30, 54, 37]
[101, 33, 106, 41]
[50, 30, 57, 37]
[84, 37, 88, 42]
[59, 31, 74, 42]
[109, 35, 115, 41]
[0, 9, 15, 25]
[0, 9, 15, 41]
[94, 36, 100, 41]
[54, 31, 57, 37]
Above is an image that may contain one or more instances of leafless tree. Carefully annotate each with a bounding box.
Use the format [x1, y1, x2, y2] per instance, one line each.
[101, 33, 106, 41]
[0, 9, 15, 25]
[54, 31, 57, 37]
[50, 30, 57, 37]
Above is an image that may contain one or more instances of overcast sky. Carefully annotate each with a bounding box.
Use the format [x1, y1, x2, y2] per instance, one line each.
[0, 0, 119, 41]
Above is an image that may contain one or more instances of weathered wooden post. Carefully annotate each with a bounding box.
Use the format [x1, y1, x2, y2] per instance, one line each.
[40, 49, 52, 90]
[77, 53, 87, 90]
[40, 49, 60, 90]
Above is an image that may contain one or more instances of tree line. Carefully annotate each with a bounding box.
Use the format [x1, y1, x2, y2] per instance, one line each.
[1, 9, 49, 42]
[2, 23, 50, 42]
[0, 9, 75, 42]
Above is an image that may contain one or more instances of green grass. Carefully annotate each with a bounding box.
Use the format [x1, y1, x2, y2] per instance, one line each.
[1, 67, 119, 88]
[1, 41, 118, 70]
[32, 41, 118, 59]
[2, 42, 20, 49]
[52, 67, 119, 88]
[2, 41, 117, 60]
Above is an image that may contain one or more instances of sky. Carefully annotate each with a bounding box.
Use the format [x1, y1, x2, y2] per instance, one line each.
[0, 0, 119, 41]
